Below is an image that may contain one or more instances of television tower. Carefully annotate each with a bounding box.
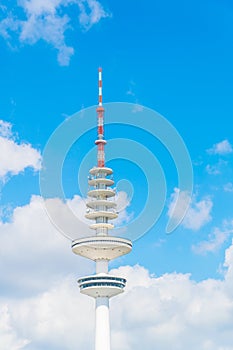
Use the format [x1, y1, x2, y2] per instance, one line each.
[72, 68, 132, 350]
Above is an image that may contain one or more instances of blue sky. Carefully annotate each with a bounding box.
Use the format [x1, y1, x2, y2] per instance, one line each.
[0, 0, 233, 349]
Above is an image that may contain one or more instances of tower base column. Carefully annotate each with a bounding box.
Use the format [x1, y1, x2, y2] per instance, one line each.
[95, 297, 110, 350]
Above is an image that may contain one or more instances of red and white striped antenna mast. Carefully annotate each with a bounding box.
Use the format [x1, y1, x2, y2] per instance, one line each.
[95, 67, 107, 167]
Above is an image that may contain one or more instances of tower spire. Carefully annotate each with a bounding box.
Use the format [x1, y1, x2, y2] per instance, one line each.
[95, 67, 106, 167]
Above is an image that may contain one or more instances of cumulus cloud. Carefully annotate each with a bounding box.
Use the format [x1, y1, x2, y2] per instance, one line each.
[2, 119, 233, 349]
[193, 220, 233, 255]
[0, 120, 12, 138]
[0, 190, 132, 294]
[42, 190, 132, 242]
[7, 277, 94, 350]
[167, 188, 191, 228]
[105, 263, 233, 349]
[168, 188, 213, 231]
[115, 191, 133, 226]
[78, 0, 110, 30]
[0, 183, 233, 350]
[0, 120, 41, 180]
[207, 139, 233, 155]
[205, 140, 232, 176]
[0, 195, 95, 295]
[0, 305, 30, 350]
[224, 238, 233, 285]
[0, 172, 132, 347]
[0, 0, 110, 65]
[2, 258, 233, 350]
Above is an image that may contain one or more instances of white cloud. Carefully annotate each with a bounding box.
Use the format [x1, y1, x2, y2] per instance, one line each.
[0, 137, 41, 178]
[167, 188, 191, 226]
[1, 188, 233, 349]
[8, 277, 94, 350]
[20, 10, 73, 66]
[21, 0, 63, 16]
[0, 305, 30, 350]
[207, 139, 233, 155]
[0, 120, 13, 138]
[224, 238, 233, 285]
[0, 15, 21, 43]
[0, 191, 132, 294]
[0, 195, 94, 295]
[193, 220, 233, 255]
[205, 159, 228, 175]
[0, 0, 110, 65]
[224, 182, 233, 193]
[2, 122, 233, 349]
[109, 262, 233, 349]
[115, 191, 133, 226]
[43, 190, 132, 241]
[3, 257, 233, 349]
[0, 120, 41, 180]
[78, 0, 110, 30]
[168, 188, 213, 231]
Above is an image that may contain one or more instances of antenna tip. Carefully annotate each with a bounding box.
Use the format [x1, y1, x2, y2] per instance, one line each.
[98, 67, 102, 72]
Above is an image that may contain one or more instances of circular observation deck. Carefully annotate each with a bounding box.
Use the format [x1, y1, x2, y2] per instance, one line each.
[72, 236, 132, 260]
[89, 167, 113, 176]
[78, 275, 126, 298]
[87, 200, 117, 209]
[85, 210, 118, 220]
[88, 189, 115, 198]
[88, 178, 114, 187]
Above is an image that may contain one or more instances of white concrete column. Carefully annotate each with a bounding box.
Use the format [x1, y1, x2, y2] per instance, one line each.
[96, 259, 108, 274]
[95, 297, 110, 350]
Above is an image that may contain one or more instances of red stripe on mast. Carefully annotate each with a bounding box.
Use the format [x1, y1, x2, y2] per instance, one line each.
[96, 67, 106, 167]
